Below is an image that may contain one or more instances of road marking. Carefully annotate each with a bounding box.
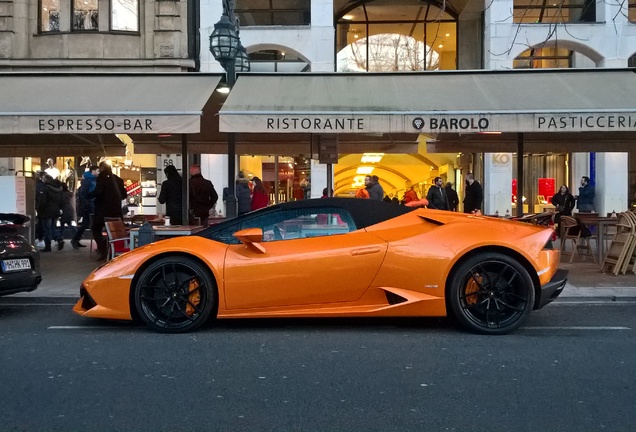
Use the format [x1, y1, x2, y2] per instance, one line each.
[0, 303, 75, 306]
[48, 326, 124, 330]
[524, 326, 631, 330]
[552, 301, 636, 306]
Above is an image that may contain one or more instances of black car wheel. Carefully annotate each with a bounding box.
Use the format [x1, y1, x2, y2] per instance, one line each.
[448, 253, 535, 335]
[134, 256, 217, 333]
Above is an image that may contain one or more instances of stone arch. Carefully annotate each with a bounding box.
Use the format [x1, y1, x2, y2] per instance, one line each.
[511, 37, 604, 66]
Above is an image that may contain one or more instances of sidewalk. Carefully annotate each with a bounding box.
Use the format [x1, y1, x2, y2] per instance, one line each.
[7, 240, 636, 300]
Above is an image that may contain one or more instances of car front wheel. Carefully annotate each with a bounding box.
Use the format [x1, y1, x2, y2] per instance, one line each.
[134, 256, 217, 333]
[448, 253, 535, 335]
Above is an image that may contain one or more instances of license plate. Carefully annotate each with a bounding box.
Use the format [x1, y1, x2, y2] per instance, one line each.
[1, 258, 31, 272]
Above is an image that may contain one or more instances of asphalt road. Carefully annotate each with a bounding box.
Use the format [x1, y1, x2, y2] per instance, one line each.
[0, 301, 635, 432]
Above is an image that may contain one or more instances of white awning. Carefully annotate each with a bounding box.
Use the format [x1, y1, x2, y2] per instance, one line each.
[219, 69, 636, 134]
[0, 73, 222, 134]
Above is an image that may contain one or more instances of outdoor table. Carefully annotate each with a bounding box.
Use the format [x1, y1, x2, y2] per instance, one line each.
[129, 225, 205, 250]
[575, 214, 618, 264]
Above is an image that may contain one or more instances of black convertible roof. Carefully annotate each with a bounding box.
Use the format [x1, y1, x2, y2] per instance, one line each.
[204, 198, 415, 232]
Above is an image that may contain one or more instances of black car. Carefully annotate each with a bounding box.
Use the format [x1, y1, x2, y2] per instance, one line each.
[0, 214, 42, 296]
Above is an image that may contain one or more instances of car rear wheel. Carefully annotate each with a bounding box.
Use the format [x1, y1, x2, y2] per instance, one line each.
[134, 256, 217, 333]
[448, 253, 535, 335]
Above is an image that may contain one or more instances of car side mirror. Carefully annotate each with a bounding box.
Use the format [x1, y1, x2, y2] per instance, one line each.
[233, 228, 266, 254]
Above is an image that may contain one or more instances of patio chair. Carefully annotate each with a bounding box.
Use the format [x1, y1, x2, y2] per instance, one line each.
[105, 219, 131, 261]
[560, 216, 596, 264]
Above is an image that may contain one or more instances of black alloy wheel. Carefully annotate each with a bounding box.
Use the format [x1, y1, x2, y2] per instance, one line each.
[134, 256, 217, 333]
[448, 252, 535, 335]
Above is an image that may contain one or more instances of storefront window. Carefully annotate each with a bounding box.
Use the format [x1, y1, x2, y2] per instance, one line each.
[72, 0, 99, 31]
[336, 0, 457, 72]
[235, 0, 311, 26]
[111, 0, 139, 32]
[630, 0, 636, 22]
[514, 0, 596, 23]
[40, 0, 61, 32]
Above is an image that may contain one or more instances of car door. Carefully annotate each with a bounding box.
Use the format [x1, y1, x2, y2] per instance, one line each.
[223, 208, 388, 310]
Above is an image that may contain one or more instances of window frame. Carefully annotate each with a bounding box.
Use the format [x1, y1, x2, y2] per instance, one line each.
[110, 0, 141, 33]
[71, 0, 100, 32]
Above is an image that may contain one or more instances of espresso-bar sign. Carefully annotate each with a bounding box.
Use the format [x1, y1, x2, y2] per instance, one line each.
[38, 117, 153, 132]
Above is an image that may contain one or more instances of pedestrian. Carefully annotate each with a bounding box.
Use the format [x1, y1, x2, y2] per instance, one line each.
[189, 164, 218, 226]
[402, 185, 419, 205]
[426, 176, 450, 210]
[445, 182, 459, 211]
[36, 174, 64, 252]
[366, 175, 384, 201]
[34, 170, 45, 247]
[463, 173, 483, 214]
[158, 165, 183, 225]
[551, 184, 575, 225]
[251, 176, 269, 211]
[90, 162, 127, 261]
[59, 183, 76, 240]
[71, 165, 99, 248]
[575, 176, 595, 212]
[236, 171, 252, 215]
[355, 186, 370, 199]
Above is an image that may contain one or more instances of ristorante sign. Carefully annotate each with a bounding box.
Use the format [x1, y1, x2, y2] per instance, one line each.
[219, 112, 636, 134]
[0, 115, 202, 134]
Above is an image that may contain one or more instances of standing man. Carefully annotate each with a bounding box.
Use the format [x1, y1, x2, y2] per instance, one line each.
[189, 164, 218, 226]
[426, 177, 450, 210]
[71, 165, 99, 248]
[366, 175, 385, 201]
[445, 182, 459, 211]
[575, 176, 595, 212]
[36, 174, 64, 251]
[236, 171, 252, 215]
[90, 162, 127, 261]
[158, 165, 183, 225]
[463, 173, 483, 214]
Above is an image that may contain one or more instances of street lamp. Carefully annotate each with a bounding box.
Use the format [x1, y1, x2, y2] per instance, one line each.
[209, 0, 250, 219]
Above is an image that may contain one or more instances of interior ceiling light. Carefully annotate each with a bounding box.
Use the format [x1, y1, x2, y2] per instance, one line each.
[356, 166, 375, 175]
[342, 15, 354, 20]
[361, 153, 384, 163]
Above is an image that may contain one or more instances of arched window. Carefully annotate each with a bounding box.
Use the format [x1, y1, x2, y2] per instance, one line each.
[248, 49, 310, 72]
[335, 0, 457, 72]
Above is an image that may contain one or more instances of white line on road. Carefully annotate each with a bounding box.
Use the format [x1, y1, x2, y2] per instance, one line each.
[523, 326, 631, 330]
[48, 326, 125, 330]
[1, 303, 76, 306]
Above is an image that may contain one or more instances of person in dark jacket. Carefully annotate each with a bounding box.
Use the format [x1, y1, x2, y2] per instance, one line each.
[236, 171, 252, 215]
[463, 173, 483, 214]
[575, 176, 595, 212]
[551, 184, 576, 225]
[89, 162, 127, 260]
[36, 174, 64, 251]
[71, 165, 98, 248]
[189, 164, 218, 226]
[158, 165, 183, 225]
[59, 183, 76, 240]
[426, 177, 450, 210]
[445, 182, 459, 212]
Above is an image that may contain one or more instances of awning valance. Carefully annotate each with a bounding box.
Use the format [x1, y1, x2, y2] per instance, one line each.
[0, 73, 222, 135]
[219, 69, 636, 134]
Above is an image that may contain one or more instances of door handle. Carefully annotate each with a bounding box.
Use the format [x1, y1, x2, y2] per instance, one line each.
[351, 247, 382, 256]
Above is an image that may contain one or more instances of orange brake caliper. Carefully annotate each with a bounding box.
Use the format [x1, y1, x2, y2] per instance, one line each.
[465, 274, 482, 305]
[185, 279, 201, 316]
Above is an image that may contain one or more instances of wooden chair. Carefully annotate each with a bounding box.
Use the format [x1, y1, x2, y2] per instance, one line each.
[601, 212, 634, 275]
[560, 216, 596, 264]
[105, 219, 131, 261]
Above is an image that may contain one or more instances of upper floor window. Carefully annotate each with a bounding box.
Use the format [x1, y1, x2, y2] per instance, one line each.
[514, 0, 596, 24]
[514, 46, 572, 68]
[235, 0, 311, 26]
[73, 0, 99, 31]
[39, 0, 139, 33]
[112, 0, 140, 32]
[630, 0, 636, 22]
[336, 0, 457, 72]
[40, 0, 61, 32]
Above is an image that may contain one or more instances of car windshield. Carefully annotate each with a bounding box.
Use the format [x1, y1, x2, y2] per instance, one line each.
[198, 206, 356, 244]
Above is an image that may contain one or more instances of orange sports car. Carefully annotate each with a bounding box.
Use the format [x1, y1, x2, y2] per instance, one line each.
[74, 198, 567, 335]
